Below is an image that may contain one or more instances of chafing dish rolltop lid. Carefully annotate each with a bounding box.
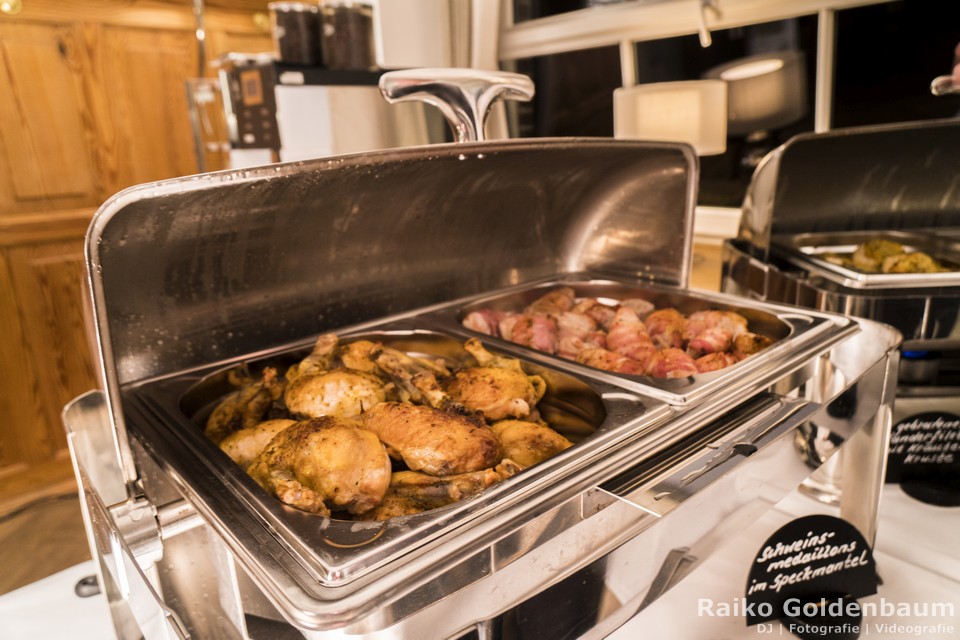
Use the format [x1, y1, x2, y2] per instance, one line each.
[77, 70, 893, 638]
[725, 118, 960, 346]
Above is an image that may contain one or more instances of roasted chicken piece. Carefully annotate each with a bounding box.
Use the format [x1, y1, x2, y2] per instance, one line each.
[694, 352, 740, 373]
[378, 338, 546, 422]
[205, 366, 285, 444]
[361, 460, 522, 521]
[360, 402, 501, 476]
[732, 332, 773, 359]
[371, 345, 453, 407]
[219, 418, 296, 468]
[247, 416, 391, 516]
[491, 420, 573, 469]
[284, 334, 388, 419]
[882, 251, 941, 273]
[444, 339, 548, 421]
[338, 339, 381, 374]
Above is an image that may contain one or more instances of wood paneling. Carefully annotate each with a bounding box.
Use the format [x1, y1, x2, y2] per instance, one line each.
[0, 214, 96, 473]
[0, 22, 99, 211]
[13, 0, 270, 34]
[101, 25, 201, 188]
[0, 483, 89, 595]
[0, 0, 271, 504]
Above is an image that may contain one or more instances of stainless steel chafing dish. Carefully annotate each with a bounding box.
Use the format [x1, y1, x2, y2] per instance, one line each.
[723, 118, 960, 502]
[64, 71, 900, 639]
[724, 118, 960, 349]
[772, 230, 960, 290]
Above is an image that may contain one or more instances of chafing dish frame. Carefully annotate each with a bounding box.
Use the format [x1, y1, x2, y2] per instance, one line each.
[724, 119, 960, 348]
[66, 137, 900, 639]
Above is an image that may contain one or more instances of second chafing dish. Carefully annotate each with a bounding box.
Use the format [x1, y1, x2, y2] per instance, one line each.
[771, 230, 960, 289]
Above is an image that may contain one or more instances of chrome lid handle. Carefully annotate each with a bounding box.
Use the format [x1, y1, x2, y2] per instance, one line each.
[379, 68, 535, 142]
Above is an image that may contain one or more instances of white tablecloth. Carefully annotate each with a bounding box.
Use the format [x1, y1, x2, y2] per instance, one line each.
[2, 486, 958, 639]
[0, 561, 114, 640]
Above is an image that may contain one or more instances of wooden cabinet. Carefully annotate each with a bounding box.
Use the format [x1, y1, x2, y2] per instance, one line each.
[0, 21, 101, 215]
[0, 1, 272, 510]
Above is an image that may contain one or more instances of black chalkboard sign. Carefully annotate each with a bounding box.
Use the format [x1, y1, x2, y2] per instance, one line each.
[886, 411, 960, 507]
[744, 514, 877, 632]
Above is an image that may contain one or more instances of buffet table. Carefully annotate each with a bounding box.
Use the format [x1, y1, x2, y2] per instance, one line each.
[3, 478, 957, 640]
[613, 484, 960, 640]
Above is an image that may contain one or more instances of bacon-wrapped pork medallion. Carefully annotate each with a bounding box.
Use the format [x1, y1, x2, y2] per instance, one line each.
[462, 288, 774, 378]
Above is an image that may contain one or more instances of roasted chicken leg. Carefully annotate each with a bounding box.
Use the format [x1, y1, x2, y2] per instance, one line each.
[247, 416, 391, 516]
[491, 420, 573, 469]
[205, 366, 285, 444]
[360, 402, 502, 476]
[362, 460, 522, 520]
[444, 339, 547, 421]
[284, 334, 388, 419]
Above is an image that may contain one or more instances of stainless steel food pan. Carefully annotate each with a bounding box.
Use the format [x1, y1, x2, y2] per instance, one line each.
[420, 276, 858, 406]
[120, 320, 686, 625]
[771, 230, 960, 289]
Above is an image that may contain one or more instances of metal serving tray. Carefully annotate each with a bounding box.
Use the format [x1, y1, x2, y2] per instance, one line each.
[121, 320, 672, 608]
[772, 230, 960, 290]
[420, 276, 858, 406]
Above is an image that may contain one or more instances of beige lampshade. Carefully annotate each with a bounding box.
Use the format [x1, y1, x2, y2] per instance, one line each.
[613, 80, 727, 155]
[704, 51, 807, 136]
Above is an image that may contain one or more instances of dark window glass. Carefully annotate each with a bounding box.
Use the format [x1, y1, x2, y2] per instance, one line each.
[833, 1, 960, 128]
[510, 1, 960, 207]
[514, 46, 621, 138]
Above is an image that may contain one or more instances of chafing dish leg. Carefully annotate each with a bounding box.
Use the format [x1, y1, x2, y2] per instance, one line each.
[838, 402, 895, 545]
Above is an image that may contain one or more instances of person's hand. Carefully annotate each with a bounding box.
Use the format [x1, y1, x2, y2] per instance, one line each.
[953, 42, 960, 86]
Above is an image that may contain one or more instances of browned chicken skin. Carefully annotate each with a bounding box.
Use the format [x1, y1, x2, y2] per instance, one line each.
[491, 420, 573, 469]
[284, 334, 388, 419]
[732, 332, 773, 359]
[285, 369, 387, 419]
[360, 402, 502, 476]
[247, 417, 391, 516]
[372, 345, 451, 405]
[445, 338, 547, 421]
[207, 335, 577, 521]
[377, 338, 546, 422]
[205, 366, 284, 444]
[219, 418, 296, 468]
[362, 460, 522, 520]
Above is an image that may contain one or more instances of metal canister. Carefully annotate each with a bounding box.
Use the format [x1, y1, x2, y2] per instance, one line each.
[269, 2, 323, 65]
[320, 1, 376, 70]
